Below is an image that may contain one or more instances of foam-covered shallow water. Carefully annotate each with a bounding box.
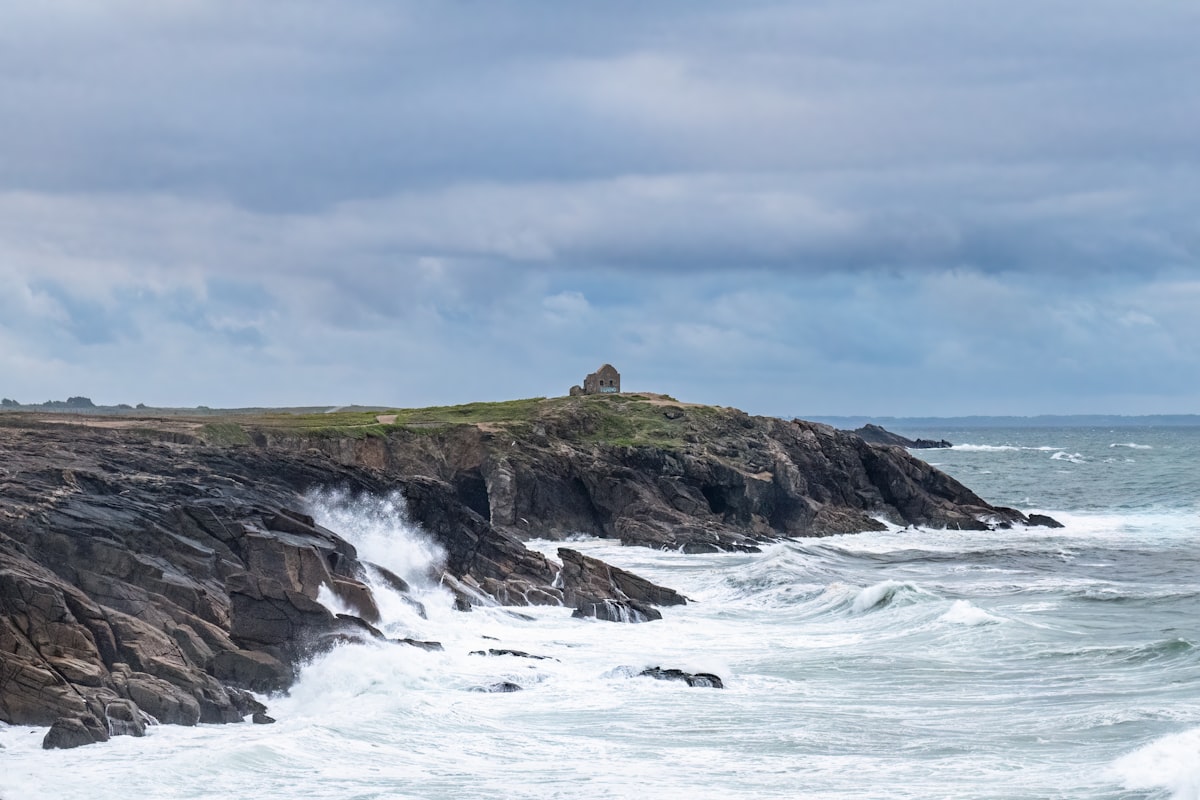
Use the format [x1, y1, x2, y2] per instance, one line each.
[2, 427, 1198, 799]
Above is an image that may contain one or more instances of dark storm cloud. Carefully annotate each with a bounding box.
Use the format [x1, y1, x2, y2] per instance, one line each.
[1, 1, 1198, 412]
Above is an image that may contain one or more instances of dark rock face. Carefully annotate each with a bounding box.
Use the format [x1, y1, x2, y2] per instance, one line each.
[558, 548, 686, 623]
[853, 424, 952, 450]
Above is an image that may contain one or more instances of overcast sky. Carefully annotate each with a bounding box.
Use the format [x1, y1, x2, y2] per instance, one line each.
[2, 1, 1198, 416]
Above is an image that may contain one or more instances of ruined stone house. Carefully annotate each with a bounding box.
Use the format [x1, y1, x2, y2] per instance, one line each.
[569, 364, 621, 396]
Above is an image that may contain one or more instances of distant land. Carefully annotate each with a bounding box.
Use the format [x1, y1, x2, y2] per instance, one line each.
[802, 414, 1200, 429]
[4, 397, 1198, 429]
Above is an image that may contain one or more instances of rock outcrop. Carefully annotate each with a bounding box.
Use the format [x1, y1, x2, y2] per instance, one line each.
[0, 417, 662, 743]
[852, 423, 952, 449]
[262, 396, 1050, 553]
[558, 548, 686, 622]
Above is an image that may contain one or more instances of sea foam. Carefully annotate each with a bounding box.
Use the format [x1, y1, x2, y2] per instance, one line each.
[1110, 725, 1200, 800]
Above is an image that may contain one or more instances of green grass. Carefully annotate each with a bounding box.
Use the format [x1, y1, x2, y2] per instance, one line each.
[199, 422, 252, 445]
[229, 393, 706, 449]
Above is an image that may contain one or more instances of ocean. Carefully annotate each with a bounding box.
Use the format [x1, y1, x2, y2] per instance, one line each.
[2, 426, 1198, 799]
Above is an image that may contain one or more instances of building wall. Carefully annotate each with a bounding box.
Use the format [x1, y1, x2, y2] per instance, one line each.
[582, 364, 620, 394]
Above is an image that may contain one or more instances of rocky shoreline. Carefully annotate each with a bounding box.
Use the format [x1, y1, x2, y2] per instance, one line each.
[0, 397, 1056, 748]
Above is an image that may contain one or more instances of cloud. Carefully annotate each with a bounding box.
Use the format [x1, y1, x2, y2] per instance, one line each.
[1, 1, 1198, 413]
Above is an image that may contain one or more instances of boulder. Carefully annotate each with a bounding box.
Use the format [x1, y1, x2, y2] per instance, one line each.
[42, 715, 109, 750]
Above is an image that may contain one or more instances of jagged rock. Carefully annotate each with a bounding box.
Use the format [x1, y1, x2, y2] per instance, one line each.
[853, 424, 952, 449]
[558, 547, 685, 622]
[469, 648, 555, 661]
[252, 711, 276, 724]
[392, 637, 444, 651]
[42, 715, 109, 749]
[638, 667, 724, 688]
[1027, 513, 1065, 528]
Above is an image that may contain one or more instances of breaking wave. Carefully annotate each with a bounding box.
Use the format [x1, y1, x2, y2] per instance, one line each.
[1110, 725, 1200, 800]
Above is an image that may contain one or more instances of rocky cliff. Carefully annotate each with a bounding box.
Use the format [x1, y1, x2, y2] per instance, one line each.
[256, 394, 1042, 553]
[0, 395, 1051, 745]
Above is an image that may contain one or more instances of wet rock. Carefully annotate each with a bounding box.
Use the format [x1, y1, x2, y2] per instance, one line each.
[571, 600, 661, 623]
[1027, 513, 1065, 528]
[104, 699, 149, 737]
[212, 649, 293, 694]
[391, 637, 444, 651]
[251, 711, 276, 724]
[558, 548, 684, 622]
[468, 648, 555, 661]
[42, 715, 109, 750]
[471, 681, 523, 693]
[638, 667, 724, 689]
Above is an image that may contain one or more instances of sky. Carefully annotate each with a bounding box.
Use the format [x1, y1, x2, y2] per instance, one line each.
[1, 1, 1198, 416]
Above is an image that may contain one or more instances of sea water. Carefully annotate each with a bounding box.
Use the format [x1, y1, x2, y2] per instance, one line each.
[2, 426, 1198, 799]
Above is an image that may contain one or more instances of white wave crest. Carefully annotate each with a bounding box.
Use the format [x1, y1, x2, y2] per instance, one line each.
[952, 444, 1021, 452]
[1050, 451, 1086, 464]
[1109, 725, 1200, 799]
[850, 580, 935, 613]
[1110, 442, 1153, 450]
[939, 599, 1001, 626]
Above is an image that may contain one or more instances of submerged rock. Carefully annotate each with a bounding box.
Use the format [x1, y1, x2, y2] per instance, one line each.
[471, 681, 523, 693]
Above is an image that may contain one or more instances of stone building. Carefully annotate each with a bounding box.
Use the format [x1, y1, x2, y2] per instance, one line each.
[570, 364, 621, 396]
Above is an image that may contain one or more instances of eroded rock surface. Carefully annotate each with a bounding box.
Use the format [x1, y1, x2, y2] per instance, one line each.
[0, 416, 680, 741]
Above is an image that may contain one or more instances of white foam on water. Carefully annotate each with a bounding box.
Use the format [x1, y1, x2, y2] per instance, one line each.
[940, 599, 1002, 626]
[1051, 451, 1087, 464]
[1110, 442, 1153, 450]
[952, 444, 1021, 452]
[1109, 725, 1200, 799]
[950, 444, 1061, 452]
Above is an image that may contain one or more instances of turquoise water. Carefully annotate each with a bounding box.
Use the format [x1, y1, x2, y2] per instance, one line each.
[2, 427, 1197, 799]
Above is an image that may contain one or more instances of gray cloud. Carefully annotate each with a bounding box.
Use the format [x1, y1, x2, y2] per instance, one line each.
[1, 1, 1198, 413]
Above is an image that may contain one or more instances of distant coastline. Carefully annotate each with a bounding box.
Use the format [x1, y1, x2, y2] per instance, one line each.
[801, 414, 1200, 429]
